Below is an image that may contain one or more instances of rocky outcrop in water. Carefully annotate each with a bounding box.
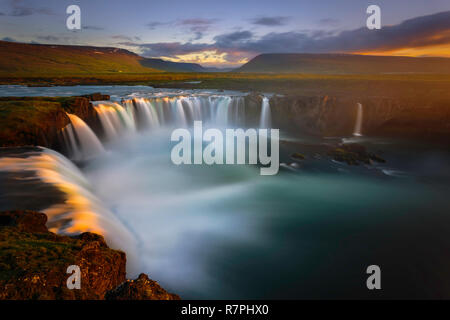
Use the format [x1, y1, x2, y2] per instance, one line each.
[0, 95, 104, 150]
[0, 210, 177, 300]
[328, 143, 385, 165]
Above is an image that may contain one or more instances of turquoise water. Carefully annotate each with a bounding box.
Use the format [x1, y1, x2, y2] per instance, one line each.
[85, 128, 450, 299]
[2, 85, 450, 299]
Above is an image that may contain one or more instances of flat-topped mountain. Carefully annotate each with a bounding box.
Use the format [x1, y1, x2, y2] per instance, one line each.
[235, 53, 450, 74]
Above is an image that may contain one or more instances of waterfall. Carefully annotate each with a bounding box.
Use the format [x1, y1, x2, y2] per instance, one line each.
[94, 102, 135, 140]
[62, 123, 80, 159]
[260, 97, 271, 128]
[215, 96, 232, 126]
[66, 113, 104, 160]
[353, 103, 363, 136]
[133, 98, 160, 129]
[62, 94, 253, 160]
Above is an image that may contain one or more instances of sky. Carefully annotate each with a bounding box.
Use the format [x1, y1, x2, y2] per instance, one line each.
[1, 0, 450, 67]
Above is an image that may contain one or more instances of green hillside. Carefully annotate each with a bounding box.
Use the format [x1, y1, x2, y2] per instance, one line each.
[0, 41, 162, 75]
[235, 53, 450, 74]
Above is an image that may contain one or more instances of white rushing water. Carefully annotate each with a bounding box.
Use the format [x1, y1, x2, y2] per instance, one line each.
[0, 146, 139, 275]
[60, 93, 255, 162]
[353, 103, 363, 136]
[2, 86, 450, 299]
[64, 114, 105, 160]
[259, 97, 271, 128]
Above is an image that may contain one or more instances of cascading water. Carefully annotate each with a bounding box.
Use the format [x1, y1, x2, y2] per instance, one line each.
[0, 146, 138, 275]
[93, 102, 135, 140]
[2, 86, 450, 299]
[65, 114, 105, 160]
[260, 97, 271, 128]
[353, 103, 363, 136]
[120, 95, 245, 130]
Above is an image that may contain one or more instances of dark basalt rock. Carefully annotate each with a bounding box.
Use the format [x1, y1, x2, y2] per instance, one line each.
[0, 210, 48, 233]
[328, 143, 386, 166]
[291, 152, 305, 160]
[81, 93, 110, 101]
[0, 95, 105, 152]
[106, 273, 180, 300]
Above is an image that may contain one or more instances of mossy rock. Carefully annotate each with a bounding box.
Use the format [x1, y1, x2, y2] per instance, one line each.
[291, 152, 306, 160]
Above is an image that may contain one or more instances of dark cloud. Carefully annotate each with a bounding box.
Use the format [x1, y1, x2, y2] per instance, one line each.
[1, 37, 16, 42]
[126, 11, 450, 64]
[112, 35, 135, 41]
[35, 35, 60, 42]
[179, 18, 215, 26]
[83, 25, 104, 31]
[147, 21, 169, 30]
[179, 18, 216, 41]
[0, 12, 5, 16]
[146, 19, 216, 40]
[6, 0, 54, 17]
[318, 18, 340, 27]
[214, 31, 253, 47]
[123, 41, 212, 57]
[251, 16, 290, 26]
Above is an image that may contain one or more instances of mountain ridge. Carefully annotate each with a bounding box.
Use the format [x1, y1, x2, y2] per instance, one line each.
[0, 41, 225, 75]
[235, 53, 450, 74]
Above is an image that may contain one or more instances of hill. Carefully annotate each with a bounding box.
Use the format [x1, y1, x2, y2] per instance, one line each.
[140, 58, 228, 72]
[235, 53, 450, 74]
[0, 41, 226, 75]
[0, 41, 163, 75]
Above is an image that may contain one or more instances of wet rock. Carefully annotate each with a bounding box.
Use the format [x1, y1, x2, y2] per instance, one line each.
[291, 152, 305, 160]
[81, 93, 110, 101]
[328, 143, 386, 165]
[106, 273, 180, 300]
[0, 210, 48, 233]
[0, 210, 177, 300]
[0, 210, 125, 299]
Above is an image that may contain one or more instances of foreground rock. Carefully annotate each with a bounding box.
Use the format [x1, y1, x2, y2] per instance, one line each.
[106, 273, 180, 300]
[0, 210, 177, 300]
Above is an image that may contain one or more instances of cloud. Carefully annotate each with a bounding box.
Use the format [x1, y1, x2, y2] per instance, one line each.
[147, 21, 168, 30]
[124, 11, 450, 65]
[1, 37, 16, 42]
[112, 35, 134, 41]
[251, 16, 290, 26]
[6, 0, 54, 16]
[318, 18, 340, 27]
[214, 31, 253, 47]
[35, 35, 59, 42]
[147, 18, 216, 40]
[83, 25, 104, 31]
[179, 18, 216, 41]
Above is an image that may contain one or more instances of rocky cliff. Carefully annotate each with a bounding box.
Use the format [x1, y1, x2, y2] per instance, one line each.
[0, 210, 178, 300]
[269, 95, 450, 141]
[0, 93, 108, 150]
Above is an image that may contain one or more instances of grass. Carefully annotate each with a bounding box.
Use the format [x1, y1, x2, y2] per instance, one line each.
[2, 72, 450, 99]
[0, 96, 90, 147]
[0, 226, 79, 280]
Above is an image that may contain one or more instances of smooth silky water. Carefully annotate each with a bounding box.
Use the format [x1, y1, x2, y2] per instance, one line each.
[1, 86, 450, 299]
